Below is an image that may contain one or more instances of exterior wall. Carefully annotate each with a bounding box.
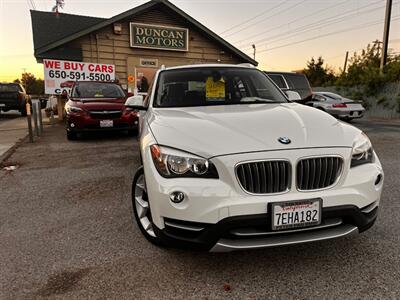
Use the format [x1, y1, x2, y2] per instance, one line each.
[74, 7, 242, 86]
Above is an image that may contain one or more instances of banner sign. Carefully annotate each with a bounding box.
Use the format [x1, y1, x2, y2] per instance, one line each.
[43, 59, 115, 95]
[130, 23, 189, 52]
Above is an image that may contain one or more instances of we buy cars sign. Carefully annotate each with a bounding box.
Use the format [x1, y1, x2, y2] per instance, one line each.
[43, 59, 115, 95]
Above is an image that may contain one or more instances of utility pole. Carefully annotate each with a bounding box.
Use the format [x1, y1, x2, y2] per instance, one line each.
[380, 0, 392, 73]
[252, 44, 256, 61]
[342, 51, 349, 74]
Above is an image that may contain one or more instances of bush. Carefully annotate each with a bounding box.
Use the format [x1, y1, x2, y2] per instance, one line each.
[377, 95, 387, 105]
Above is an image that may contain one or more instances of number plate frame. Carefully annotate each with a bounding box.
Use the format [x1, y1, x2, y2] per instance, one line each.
[271, 198, 322, 231]
[100, 120, 113, 128]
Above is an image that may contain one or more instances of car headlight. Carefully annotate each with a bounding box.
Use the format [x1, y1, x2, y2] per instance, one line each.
[351, 132, 373, 167]
[66, 105, 83, 113]
[150, 145, 218, 178]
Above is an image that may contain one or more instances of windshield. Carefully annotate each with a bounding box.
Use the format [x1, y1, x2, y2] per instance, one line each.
[0, 84, 19, 92]
[72, 82, 125, 99]
[154, 67, 287, 108]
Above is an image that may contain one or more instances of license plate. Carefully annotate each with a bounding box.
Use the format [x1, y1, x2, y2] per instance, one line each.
[272, 199, 321, 230]
[0, 104, 5, 107]
[100, 120, 113, 128]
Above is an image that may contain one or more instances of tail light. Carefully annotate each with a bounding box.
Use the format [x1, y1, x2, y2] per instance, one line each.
[332, 103, 347, 108]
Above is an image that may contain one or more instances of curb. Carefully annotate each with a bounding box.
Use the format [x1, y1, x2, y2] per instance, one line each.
[0, 133, 29, 165]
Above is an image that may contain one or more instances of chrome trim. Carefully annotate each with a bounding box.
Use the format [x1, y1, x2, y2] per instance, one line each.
[89, 110, 122, 114]
[164, 220, 204, 232]
[295, 155, 345, 192]
[210, 224, 358, 252]
[230, 218, 342, 237]
[234, 158, 292, 196]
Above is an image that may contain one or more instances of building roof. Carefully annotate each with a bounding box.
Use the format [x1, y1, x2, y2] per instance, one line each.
[30, 10, 106, 51]
[30, 0, 257, 65]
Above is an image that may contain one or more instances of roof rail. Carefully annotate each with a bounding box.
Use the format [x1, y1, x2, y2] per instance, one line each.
[237, 63, 255, 68]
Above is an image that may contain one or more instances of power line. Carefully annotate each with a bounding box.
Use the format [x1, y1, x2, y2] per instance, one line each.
[222, 0, 308, 38]
[219, 1, 290, 35]
[240, 1, 398, 51]
[256, 16, 400, 54]
[237, 0, 385, 50]
[232, 0, 349, 46]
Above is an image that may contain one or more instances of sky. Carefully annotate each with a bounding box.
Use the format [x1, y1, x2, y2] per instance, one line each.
[0, 0, 399, 81]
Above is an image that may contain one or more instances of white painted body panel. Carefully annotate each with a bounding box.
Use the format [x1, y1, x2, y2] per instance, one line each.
[137, 64, 384, 246]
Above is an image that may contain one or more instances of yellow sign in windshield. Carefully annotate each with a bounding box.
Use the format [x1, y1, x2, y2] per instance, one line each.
[205, 77, 225, 99]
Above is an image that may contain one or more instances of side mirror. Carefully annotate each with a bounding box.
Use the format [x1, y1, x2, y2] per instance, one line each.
[125, 95, 146, 110]
[285, 91, 302, 102]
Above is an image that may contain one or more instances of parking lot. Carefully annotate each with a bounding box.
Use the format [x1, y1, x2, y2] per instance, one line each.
[1, 119, 399, 299]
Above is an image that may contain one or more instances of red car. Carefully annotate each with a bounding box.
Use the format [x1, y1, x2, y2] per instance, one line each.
[65, 81, 138, 140]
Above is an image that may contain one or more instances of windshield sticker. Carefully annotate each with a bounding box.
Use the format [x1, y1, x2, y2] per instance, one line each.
[206, 77, 225, 100]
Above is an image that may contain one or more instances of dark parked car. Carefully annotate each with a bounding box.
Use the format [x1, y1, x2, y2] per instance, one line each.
[0, 83, 31, 116]
[64, 81, 139, 140]
[264, 71, 312, 103]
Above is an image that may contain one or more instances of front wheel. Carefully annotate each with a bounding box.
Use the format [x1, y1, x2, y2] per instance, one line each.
[132, 167, 163, 245]
[66, 130, 78, 140]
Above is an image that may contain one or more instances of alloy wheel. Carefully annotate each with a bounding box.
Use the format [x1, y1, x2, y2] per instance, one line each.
[134, 174, 156, 237]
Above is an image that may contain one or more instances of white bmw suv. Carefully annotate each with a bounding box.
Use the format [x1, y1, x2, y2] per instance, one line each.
[127, 64, 384, 252]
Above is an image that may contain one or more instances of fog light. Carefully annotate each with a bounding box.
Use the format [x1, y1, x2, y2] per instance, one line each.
[170, 191, 185, 203]
[375, 174, 382, 185]
[70, 123, 75, 128]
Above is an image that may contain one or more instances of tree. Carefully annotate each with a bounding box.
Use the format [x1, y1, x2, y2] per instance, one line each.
[335, 41, 400, 94]
[13, 73, 44, 95]
[302, 56, 336, 87]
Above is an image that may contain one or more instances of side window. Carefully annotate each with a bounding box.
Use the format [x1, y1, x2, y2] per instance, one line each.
[313, 95, 325, 102]
[268, 74, 288, 89]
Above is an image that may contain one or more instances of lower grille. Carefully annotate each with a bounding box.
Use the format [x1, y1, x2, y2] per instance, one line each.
[89, 110, 122, 119]
[297, 156, 343, 190]
[236, 160, 291, 194]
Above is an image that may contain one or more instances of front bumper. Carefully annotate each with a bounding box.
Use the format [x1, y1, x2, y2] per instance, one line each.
[154, 205, 378, 251]
[66, 111, 138, 132]
[143, 147, 383, 251]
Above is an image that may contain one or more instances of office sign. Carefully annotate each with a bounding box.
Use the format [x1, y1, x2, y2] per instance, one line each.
[43, 59, 115, 94]
[130, 23, 189, 51]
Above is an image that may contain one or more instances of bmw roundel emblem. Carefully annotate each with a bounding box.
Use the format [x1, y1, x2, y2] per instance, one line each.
[278, 137, 291, 144]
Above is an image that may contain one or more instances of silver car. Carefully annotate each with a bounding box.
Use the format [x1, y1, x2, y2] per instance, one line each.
[308, 92, 365, 120]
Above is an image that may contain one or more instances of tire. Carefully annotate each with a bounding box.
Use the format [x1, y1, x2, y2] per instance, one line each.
[66, 130, 78, 140]
[127, 129, 138, 136]
[20, 105, 27, 117]
[132, 166, 163, 245]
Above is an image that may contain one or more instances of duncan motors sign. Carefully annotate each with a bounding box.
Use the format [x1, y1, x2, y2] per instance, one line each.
[130, 23, 189, 51]
[43, 59, 115, 94]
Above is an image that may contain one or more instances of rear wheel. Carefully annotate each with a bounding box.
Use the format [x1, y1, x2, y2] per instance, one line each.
[20, 105, 27, 116]
[132, 167, 163, 245]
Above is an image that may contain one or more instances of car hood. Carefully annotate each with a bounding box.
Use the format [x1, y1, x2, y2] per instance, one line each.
[148, 103, 360, 158]
[71, 98, 126, 110]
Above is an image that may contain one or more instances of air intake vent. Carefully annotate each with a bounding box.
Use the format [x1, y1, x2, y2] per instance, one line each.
[297, 157, 343, 190]
[236, 160, 291, 194]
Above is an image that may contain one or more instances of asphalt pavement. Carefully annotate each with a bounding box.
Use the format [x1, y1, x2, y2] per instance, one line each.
[0, 119, 399, 299]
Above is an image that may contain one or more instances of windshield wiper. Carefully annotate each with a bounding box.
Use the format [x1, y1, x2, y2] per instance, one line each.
[240, 97, 280, 103]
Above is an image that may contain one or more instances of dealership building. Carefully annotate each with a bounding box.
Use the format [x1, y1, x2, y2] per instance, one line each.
[30, 0, 257, 92]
